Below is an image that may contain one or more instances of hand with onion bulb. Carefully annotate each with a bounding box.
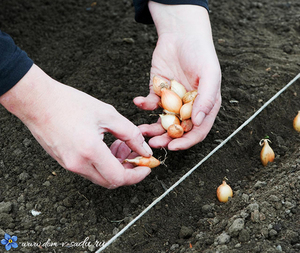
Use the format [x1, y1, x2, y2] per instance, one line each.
[133, 2, 222, 151]
[0, 64, 154, 189]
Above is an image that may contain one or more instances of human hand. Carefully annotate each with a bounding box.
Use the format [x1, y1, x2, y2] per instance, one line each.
[133, 2, 221, 151]
[0, 64, 153, 189]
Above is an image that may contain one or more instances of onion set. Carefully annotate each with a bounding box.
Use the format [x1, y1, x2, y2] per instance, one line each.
[124, 156, 161, 168]
[181, 119, 193, 132]
[159, 114, 180, 131]
[182, 90, 198, 104]
[160, 88, 182, 114]
[293, 111, 300, 132]
[167, 124, 184, 138]
[170, 79, 187, 99]
[217, 180, 233, 203]
[259, 138, 275, 166]
[153, 76, 169, 96]
[124, 148, 168, 169]
[180, 102, 193, 120]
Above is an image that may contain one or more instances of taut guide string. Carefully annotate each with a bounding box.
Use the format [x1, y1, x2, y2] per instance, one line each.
[96, 73, 300, 252]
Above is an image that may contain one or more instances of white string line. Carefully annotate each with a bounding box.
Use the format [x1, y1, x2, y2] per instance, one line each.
[96, 72, 300, 253]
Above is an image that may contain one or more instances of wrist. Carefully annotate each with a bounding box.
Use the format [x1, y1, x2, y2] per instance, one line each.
[0, 64, 54, 125]
[148, 1, 211, 36]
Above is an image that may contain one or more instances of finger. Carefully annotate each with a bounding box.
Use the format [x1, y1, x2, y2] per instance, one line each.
[168, 96, 221, 150]
[148, 132, 173, 149]
[133, 93, 160, 111]
[110, 140, 131, 162]
[104, 107, 153, 157]
[138, 122, 166, 137]
[78, 162, 151, 189]
[77, 165, 111, 188]
[192, 71, 221, 126]
[110, 139, 123, 156]
[92, 142, 151, 188]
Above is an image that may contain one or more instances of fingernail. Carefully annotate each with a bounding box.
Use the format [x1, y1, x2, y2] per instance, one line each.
[194, 111, 206, 126]
[143, 141, 153, 156]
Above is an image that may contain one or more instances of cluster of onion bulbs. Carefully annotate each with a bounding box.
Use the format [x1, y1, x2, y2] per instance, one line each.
[153, 76, 197, 138]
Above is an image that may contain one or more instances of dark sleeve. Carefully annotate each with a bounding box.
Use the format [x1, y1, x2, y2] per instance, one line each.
[133, 0, 209, 24]
[0, 30, 34, 96]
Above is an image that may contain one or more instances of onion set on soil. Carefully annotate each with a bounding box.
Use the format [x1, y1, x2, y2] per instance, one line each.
[293, 111, 300, 132]
[259, 138, 275, 166]
[217, 179, 233, 203]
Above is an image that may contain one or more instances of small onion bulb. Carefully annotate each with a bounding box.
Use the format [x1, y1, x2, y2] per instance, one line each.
[124, 156, 161, 168]
[217, 180, 233, 203]
[170, 79, 187, 99]
[259, 139, 275, 166]
[180, 102, 193, 120]
[167, 124, 184, 138]
[182, 90, 198, 104]
[181, 119, 193, 132]
[160, 114, 180, 131]
[161, 88, 182, 114]
[153, 76, 169, 96]
[293, 111, 300, 132]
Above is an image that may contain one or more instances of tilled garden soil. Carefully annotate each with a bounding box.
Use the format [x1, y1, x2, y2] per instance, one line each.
[0, 0, 300, 252]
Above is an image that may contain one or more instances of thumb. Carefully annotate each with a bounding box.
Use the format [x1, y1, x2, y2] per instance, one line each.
[192, 73, 221, 126]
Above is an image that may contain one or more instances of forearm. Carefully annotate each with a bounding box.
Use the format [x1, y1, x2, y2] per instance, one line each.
[0, 30, 42, 124]
[0, 64, 55, 126]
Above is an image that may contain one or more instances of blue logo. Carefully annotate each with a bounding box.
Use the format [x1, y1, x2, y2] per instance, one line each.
[1, 233, 18, 251]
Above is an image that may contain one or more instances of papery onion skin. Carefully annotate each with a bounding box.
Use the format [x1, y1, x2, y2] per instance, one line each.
[124, 156, 161, 168]
[167, 124, 184, 138]
[153, 76, 169, 97]
[260, 139, 275, 166]
[180, 102, 193, 120]
[160, 114, 180, 131]
[170, 79, 187, 99]
[161, 88, 182, 114]
[217, 181, 233, 203]
[293, 111, 300, 132]
[182, 90, 198, 104]
[181, 119, 193, 132]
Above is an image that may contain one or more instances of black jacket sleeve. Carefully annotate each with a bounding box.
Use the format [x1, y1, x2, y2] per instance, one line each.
[0, 31, 33, 96]
[133, 0, 209, 24]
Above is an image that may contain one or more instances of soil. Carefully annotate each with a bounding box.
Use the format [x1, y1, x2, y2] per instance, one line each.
[0, 0, 300, 252]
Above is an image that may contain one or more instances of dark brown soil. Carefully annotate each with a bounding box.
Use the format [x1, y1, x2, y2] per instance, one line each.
[1, 0, 300, 252]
